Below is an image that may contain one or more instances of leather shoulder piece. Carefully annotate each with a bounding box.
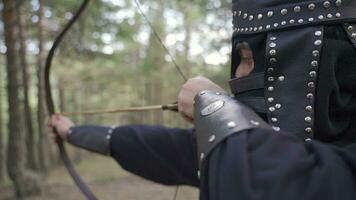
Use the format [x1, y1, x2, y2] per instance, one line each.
[67, 125, 114, 156]
[194, 90, 271, 169]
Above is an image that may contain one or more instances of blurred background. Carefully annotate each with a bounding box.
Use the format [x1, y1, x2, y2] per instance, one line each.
[0, 0, 232, 199]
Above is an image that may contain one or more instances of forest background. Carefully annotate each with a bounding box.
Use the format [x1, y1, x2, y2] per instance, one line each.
[0, 0, 231, 199]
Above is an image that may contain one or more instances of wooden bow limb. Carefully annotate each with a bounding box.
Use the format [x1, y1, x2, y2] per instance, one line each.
[60, 103, 179, 116]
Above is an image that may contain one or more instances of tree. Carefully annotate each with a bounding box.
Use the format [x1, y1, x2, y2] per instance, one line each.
[3, 0, 41, 196]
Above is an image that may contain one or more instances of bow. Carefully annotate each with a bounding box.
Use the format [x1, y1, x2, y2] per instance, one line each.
[44, 0, 187, 199]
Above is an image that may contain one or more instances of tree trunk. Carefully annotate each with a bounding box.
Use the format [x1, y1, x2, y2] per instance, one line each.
[37, 0, 51, 171]
[16, 0, 38, 171]
[3, 0, 41, 197]
[0, 43, 4, 184]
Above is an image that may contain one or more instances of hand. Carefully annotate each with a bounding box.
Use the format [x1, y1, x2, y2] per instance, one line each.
[47, 114, 75, 142]
[178, 76, 227, 123]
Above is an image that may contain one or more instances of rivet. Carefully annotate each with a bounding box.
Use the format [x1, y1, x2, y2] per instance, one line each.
[309, 71, 317, 77]
[305, 127, 313, 133]
[335, 13, 341, 18]
[269, 107, 276, 112]
[268, 77, 275, 82]
[281, 9, 288, 15]
[272, 126, 281, 131]
[307, 93, 314, 99]
[335, 0, 342, 7]
[243, 13, 248, 19]
[270, 36, 277, 41]
[274, 23, 279, 27]
[290, 19, 295, 24]
[268, 97, 274, 103]
[318, 15, 324, 20]
[208, 135, 216, 143]
[314, 40, 322, 45]
[249, 15, 254, 21]
[294, 6, 301, 12]
[269, 49, 276, 56]
[269, 42, 276, 48]
[227, 121, 236, 128]
[258, 14, 263, 19]
[306, 105, 313, 112]
[268, 86, 274, 92]
[275, 103, 282, 109]
[271, 118, 278, 123]
[308, 82, 315, 88]
[309, 17, 314, 22]
[308, 3, 316, 10]
[266, 25, 271, 29]
[278, 76, 285, 81]
[298, 19, 304, 23]
[281, 21, 287, 25]
[323, 1, 331, 8]
[347, 26, 353, 31]
[267, 11, 274, 17]
[305, 116, 312, 123]
[250, 120, 260, 126]
[327, 13, 333, 18]
[311, 60, 319, 67]
[312, 50, 320, 57]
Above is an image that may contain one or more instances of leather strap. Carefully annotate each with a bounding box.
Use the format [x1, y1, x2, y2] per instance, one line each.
[229, 72, 265, 94]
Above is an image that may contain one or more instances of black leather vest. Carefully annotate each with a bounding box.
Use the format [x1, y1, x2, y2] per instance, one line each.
[229, 0, 356, 140]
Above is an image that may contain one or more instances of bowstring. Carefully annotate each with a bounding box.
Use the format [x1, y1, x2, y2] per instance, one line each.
[133, 1, 187, 200]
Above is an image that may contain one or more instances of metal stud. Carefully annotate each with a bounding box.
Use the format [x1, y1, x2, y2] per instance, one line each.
[271, 118, 278, 123]
[274, 23, 279, 27]
[327, 13, 333, 19]
[259, 26, 263, 31]
[278, 76, 285, 81]
[308, 82, 315, 88]
[270, 36, 277, 41]
[335, 13, 341, 18]
[305, 127, 313, 134]
[290, 19, 295, 24]
[266, 25, 271, 29]
[281, 9, 288, 15]
[270, 58, 277, 64]
[268, 97, 274, 103]
[312, 50, 320, 57]
[275, 104, 282, 109]
[197, 170, 201, 178]
[200, 153, 205, 160]
[208, 135, 216, 143]
[233, 11, 237, 16]
[269, 107, 276, 112]
[323, 1, 331, 8]
[294, 6, 301, 12]
[309, 18, 314, 22]
[281, 21, 287, 26]
[268, 77, 275, 82]
[272, 126, 281, 131]
[108, 129, 113, 134]
[238, 11, 242, 16]
[258, 14, 263, 19]
[318, 15, 324, 20]
[298, 19, 304, 24]
[335, 0, 342, 7]
[307, 93, 314, 99]
[249, 15, 254, 21]
[305, 138, 312, 142]
[308, 3, 316, 10]
[269, 42, 276, 48]
[314, 40, 322, 45]
[310, 71, 317, 77]
[243, 13, 248, 19]
[311, 60, 319, 67]
[268, 86, 274, 92]
[254, 27, 258, 31]
[106, 134, 111, 140]
[306, 105, 313, 112]
[250, 120, 260, 126]
[305, 116, 312, 123]
[227, 121, 236, 128]
[249, 27, 253, 31]
[352, 33, 356, 39]
[267, 11, 274, 17]
[314, 31, 321, 37]
[267, 67, 274, 73]
[269, 49, 276, 56]
[347, 26, 353, 31]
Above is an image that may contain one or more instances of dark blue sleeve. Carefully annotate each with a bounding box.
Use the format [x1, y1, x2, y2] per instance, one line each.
[109, 125, 199, 187]
[200, 128, 356, 200]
